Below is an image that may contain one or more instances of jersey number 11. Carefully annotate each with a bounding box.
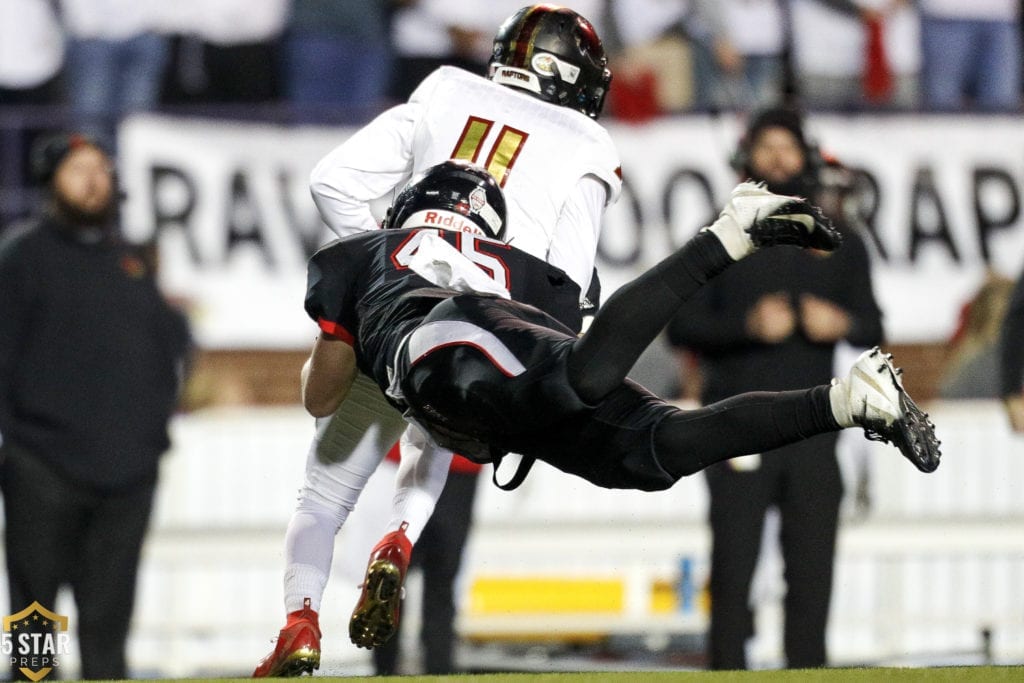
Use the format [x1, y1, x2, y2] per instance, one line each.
[451, 116, 529, 188]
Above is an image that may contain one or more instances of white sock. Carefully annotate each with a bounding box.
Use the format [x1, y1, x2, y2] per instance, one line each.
[282, 502, 346, 613]
[828, 379, 855, 428]
[283, 563, 329, 614]
[702, 214, 752, 261]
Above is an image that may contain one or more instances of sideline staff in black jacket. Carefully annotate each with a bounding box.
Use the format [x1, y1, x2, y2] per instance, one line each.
[0, 133, 191, 680]
[667, 108, 883, 670]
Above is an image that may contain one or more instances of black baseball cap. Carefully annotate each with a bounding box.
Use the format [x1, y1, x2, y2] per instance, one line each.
[30, 132, 106, 184]
[744, 108, 807, 147]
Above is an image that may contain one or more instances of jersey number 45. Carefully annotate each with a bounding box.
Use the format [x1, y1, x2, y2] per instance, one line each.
[390, 229, 512, 290]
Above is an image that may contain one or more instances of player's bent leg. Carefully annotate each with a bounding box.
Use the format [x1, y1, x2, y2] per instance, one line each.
[387, 425, 453, 542]
[285, 393, 399, 603]
[257, 376, 406, 676]
[348, 427, 452, 651]
[653, 386, 840, 479]
[283, 376, 406, 610]
[829, 346, 942, 472]
[569, 191, 838, 405]
[654, 347, 942, 480]
[350, 522, 413, 649]
[282, 498, 342, 621]
[568, 231, 734, 404]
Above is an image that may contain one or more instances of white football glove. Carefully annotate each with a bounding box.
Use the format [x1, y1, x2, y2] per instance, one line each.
[702, 181, 841, 261]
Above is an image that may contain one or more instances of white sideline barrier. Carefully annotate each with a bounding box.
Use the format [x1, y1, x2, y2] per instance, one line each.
[2, 402, 1020, 676]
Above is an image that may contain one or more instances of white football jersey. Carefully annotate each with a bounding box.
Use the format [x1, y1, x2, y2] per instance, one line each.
[310, 66, 622, 296]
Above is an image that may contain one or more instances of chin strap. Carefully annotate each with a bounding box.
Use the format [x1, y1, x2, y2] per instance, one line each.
[491, 452, 536, 491]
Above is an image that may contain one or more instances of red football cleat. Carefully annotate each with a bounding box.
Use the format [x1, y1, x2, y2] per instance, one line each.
[252, 598, 321, 677]
[349, 522, 412, 649]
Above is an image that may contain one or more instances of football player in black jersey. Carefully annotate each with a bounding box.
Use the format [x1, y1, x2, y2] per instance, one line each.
[303, 159, 941, 650]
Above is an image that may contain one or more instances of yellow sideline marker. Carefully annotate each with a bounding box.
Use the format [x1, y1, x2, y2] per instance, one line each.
[469, 576, 626, 614]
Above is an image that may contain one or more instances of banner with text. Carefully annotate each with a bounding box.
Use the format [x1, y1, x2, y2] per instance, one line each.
[119, 114, 1024, 348]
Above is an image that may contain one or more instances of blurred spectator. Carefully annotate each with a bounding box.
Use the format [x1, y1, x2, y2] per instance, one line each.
[59, 1, 170, 141]
[919, 0, 1021, 111]
[607, 0, 695, 119]
[0, 0, 64, 104]
[790, 0, 920, 110]
[0, 1, 67, 228]
[0, 133, 192, 680]
[282, 0, 391, 121]
[939, 271, 1014, 399]
[162, 0, 289, 105]
[999, 264, 1024, 430]
[666, 108, 883, 669]
[692, 0, 787, 112]
[388, 0, 495, 101]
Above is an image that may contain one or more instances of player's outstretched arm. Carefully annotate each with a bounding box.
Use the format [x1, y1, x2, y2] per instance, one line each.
[302, 332, 359, 417]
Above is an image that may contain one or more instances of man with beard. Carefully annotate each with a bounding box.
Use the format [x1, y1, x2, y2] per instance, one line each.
[0, 133, 192, 680]
[667, 108, 884, 670]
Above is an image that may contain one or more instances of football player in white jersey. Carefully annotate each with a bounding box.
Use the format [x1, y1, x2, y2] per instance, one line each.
[253, 5, 622, 676]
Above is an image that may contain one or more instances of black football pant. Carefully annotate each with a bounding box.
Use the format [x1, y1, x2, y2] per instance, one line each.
[0, 442, 156, 681]
[706, 434, 843, 669]
[373, 469, 479, 675]
[399, 235, 839, 491]
[567, 232, 839, 479]
[403, 232, 840, 490]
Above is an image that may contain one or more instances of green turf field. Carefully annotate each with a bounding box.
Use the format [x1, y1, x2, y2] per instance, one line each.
[403, 669, 1019, 682]
[79, 666, 1024, 682]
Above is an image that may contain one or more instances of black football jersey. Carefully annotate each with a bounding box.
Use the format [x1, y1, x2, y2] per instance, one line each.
[305, 228, 584, 393]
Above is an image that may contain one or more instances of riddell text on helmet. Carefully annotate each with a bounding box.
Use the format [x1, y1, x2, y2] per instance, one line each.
[420, 210, 484, 235]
